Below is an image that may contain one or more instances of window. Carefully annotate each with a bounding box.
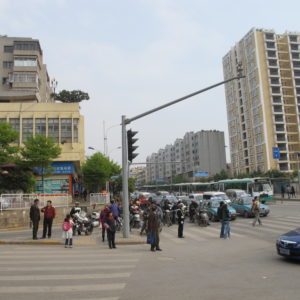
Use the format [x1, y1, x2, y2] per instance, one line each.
[73, 119, 79, 142]
[14, 58, 37, 67]
[275, 115, 284, 122]
[4, 45, 13, 53]
[265, 33, 274, 40]
[293, 61, 300, 68]
[3, 61, 13, 69]
[9, 118, 20, 133]
[267, 50, 276, 58]
[290, 36, 298, 42]
[2, 77, 8, 85]
[292, 53, 300, 59]
[266, 42, 275, 49]
[14, 41, 40, 51]
[273, 105, 282, 112]
[271, 86, 281, 94]
[272, 96, 281, 103]
[0, 118, 6, 123]
[295, 70, 300, 77]
[295, 79, 300, 86]
[22, 119, 33, 142]
[268, 59, 277, 66]
[11, 73, 36, 83]
[48, 118, 59, 142]
[291, 44, 299, 51]
[35, 118, 46, 136]
[61, 119, 72, 143]
[269, 68, 279, 75]
[270, 78, 280, 85]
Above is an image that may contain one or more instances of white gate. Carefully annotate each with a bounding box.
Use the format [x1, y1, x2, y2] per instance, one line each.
[89, 193, 110, 205]
[0, 194, 69, 211]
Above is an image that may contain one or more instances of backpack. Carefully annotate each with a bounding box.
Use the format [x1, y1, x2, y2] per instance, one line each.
[62, 221, 71, 231]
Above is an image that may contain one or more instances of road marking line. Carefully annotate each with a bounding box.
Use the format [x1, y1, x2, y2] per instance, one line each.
[1, 265, 136, 272]
[0, 259, 139, 265]
[0, 273, 131, 281]
[0, 283, 126, 294]
[161, 231, 186, 244]
[231, 222, 283, 235]
[183, 231, 207, 242]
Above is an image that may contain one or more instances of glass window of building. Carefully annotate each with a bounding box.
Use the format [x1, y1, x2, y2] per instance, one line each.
[4, 45, 13, 53]
[73, 118, 79, 142]
[22, 118, 33, 142]
[0, 118, 7, 123]
[14, 58, 37, 67]
[12, 73, 37, 83]
[14, 41, 40, 51]
[61, 119, 72, 143]
[48, 118, 59, 142]
[9, 118, 20, 132]
[3, 61, 13, 69]
[35, 118, 46, 136]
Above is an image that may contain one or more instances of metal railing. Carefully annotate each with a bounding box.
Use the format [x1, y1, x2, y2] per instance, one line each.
[0, 194, 70, 211]
[90, 193, 110, 205]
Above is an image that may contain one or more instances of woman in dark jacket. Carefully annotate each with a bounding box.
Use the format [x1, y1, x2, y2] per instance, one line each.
[105, 212, 117, 249]
[222, 204, 231, 239]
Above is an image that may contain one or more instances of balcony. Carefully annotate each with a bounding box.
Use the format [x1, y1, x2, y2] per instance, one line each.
[273, 105, 283, 113]
[274, 114, 284, 122]
[278, 143, 287, 151]
[275, 124, 285, 132]
[276, 134, 286, 141]
[279, 163, 289, 171]
[279, 153, 288, 161]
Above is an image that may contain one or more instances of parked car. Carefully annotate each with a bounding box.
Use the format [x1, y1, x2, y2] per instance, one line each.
[203, 197, 237, 221]
[203, 192, 231, 204]
[231, 194, 270, 218]
[276, 228, 300, 259]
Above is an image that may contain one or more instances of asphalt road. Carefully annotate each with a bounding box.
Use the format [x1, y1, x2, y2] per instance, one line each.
[0, 202, 299, 300]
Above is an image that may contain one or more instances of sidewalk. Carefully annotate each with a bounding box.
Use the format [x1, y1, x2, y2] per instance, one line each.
[0, 226, 146, 246]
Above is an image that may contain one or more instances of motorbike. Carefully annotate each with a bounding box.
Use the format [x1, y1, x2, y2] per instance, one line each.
[163, 209, 172, 227]
[189, 207, 197, 223]
[116, 216, 123, 231]
[73, 211, 94, 235]
[196, 208, 209, 227]
[130, 209, 141, 229]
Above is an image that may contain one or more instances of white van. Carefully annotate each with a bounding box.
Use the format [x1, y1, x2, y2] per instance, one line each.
[203, 192, 231, 204]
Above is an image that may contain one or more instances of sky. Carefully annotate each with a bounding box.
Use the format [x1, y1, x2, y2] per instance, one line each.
[1, 0, 300, 165]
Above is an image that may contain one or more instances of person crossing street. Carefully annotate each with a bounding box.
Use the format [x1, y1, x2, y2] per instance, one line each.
[41, 200, 56, 239]
[177, 203, 185, 238]
[252, 196, 262, 226]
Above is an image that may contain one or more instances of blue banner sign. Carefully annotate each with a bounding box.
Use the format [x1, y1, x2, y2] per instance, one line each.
[194, 172, 209, 177]
[155, 178, 165, 183]
[34, 162, 74, 175]
[272, 147, 280, 159]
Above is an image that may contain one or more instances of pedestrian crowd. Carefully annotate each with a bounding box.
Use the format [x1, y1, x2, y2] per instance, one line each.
[29, 194, 266, 251]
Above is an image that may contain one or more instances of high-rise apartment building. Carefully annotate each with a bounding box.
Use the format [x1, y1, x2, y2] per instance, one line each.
[223, 28, 300, 174]
[146, 130, 226, 183]
[0, 35, 52, 103]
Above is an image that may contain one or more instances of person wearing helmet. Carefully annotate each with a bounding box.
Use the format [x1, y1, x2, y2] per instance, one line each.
[189, 200, 198, 222]
[177, 203, 185, 238]
[70, 202, 81, 218]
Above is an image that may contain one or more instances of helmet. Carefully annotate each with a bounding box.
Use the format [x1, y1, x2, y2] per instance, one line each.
[136, 201, 140, 205]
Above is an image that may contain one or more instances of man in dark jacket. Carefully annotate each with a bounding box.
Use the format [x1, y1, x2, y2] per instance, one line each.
[30, 199, 40, 240]
[217, 201, 225, 238]
[41, 200, 56, 238]
[147, 205, 162, 252]
[177, 203, 185, 238]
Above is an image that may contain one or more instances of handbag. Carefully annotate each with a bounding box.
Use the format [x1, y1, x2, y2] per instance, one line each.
[147, 233, 154, 244]
[103, 223, 110, 229]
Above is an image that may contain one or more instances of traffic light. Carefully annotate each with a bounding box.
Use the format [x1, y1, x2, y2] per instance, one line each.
[127, 129, 138, 162]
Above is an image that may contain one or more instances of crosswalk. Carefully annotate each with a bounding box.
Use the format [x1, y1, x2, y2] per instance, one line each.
[160, 215, 300, 244]
[0, 245, 141, 300]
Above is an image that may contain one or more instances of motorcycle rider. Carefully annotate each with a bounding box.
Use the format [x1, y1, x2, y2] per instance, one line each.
[162, 200, 172, 226]
[140, 203, 150, 235]
[70, 202, 82, 235]
[109, 200, 120, 219]
[189, 200, 198, 222]
[172, 201, 179, 224]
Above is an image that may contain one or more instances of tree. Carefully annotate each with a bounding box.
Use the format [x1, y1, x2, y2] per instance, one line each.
[52, 90, 90, 103]
[21, 135, 61, 193]
[112, 176, 136, 194]
[264, 169, 286, 178]
[0, 122, 19, 165]
[82, 153, 121, 192]
[0, 167, 35, 194]
[213, 169, 229, 181]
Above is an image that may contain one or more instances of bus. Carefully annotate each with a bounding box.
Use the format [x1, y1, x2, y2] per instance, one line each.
[218, 178, 274, 203]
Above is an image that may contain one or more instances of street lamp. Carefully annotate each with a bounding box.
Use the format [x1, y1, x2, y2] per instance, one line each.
[108, 146, 121, 157]
[103, 122, 120, 156]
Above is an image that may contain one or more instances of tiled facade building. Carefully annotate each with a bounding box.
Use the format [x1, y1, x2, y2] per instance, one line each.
[223, 28, 300, 174]
[146, 130, 226, 183]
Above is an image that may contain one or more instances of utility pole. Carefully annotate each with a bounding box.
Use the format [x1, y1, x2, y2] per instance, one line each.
[121, 69, 245, 238]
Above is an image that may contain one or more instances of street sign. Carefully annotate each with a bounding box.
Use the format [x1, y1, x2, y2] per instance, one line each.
[155, 178, 165, 183]
[110, 175, 119, 179]
[194, 172, 209, 177]
[272, 147, 280, 159]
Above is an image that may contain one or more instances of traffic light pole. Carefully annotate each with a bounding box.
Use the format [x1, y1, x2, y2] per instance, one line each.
[121, 72, 245, 238]
[121, 115, 130, 238]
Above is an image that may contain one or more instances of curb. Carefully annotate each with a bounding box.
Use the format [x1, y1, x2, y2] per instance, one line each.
[0, 227, 27, 232]
[0, 240, 63, 245]
[0, 240, 146, 246]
